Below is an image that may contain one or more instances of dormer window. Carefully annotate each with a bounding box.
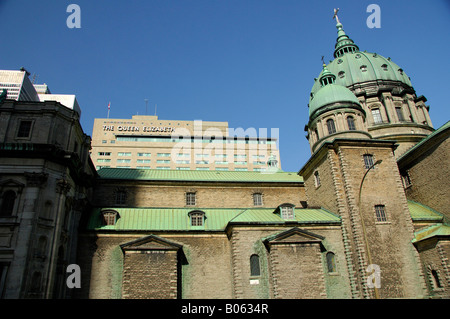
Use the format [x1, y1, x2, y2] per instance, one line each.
[189, 210, 205, 226]
[279, 204, 295, 220]
[101, 210, 119, 226]
[360, 65, 367, 72]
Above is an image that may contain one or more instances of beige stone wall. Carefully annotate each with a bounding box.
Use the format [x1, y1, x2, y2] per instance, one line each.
[416, 240, 450, 298]
[93, 182, 305, 209]
[76, 233, 234, 299]
[404, 136, 450, 216]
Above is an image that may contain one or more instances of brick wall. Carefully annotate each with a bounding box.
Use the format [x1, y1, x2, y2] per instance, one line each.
[403, 136, 450, 217]
[122, 250, 178, 299]
[270, 243, 326, 298]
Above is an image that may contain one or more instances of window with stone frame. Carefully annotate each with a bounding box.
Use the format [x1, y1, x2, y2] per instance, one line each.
[371, 108, 383, 124]
[363, 154, 374, 170]
[0, 190, 16, 216]
[326, 119, 336, 135]
[347, 116, 356, 131]
[115, 189, 127, 205]
[250, 254, 261, 276]
[326, 252, 337, 273]
[17, 120, 33, 138]
[186, 192, 196, 206]
[253, 193, 263, 206]
[314, 170, 321, 188]
[374, 205, 387, 222]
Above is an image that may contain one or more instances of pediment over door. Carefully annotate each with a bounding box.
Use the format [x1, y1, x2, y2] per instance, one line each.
[262, 227, 326, 251]
[120, 234, 183, 252]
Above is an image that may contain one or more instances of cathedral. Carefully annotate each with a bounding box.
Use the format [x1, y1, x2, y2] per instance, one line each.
[0, 13, 448, 299]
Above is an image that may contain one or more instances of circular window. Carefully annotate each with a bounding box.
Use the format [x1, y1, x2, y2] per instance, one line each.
[355, 54, 361, 59]
[337, 59, 343, 64]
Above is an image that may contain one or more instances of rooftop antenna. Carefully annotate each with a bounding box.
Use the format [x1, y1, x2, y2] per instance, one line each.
[31, 73, 38, 84]
[144, 99, 148, 115]
[154, 103, 157, 116]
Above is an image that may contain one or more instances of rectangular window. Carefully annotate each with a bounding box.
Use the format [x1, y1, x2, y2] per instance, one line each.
[375, 205, 387, 222]
[253, 193, 263, 206]
[402, 172, 412, 188]
[157, 153, 171, 157]
[17, 120, 32, 138]
[190, 212, 203, 226]
[186, 192, 196, 206]
[326, 119, 336, 134]
[281, 206, 295, 220]
[98, 152, 111, 156]
[157, 160, 171, 164]
[118, 152, 132, 157]
[117, 159, 131, 163]
[314, 171, 321, 188]
[137, 159, 151, 164]
[371, 109, 383, 124]
[363, 154, 374, 169]
[396, 107, 405, 122]
[97, 159, 111, 163]
[115, 191, 126, 205]
[137, 153, 151, 157]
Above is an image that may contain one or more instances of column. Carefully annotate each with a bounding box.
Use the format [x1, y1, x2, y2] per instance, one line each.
[4, 172, 47, 298]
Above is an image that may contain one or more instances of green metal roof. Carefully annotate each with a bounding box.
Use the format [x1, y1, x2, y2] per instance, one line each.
[229, 208, 341, 224]
[87, 206, 341, 232]
[408, 200, 444, 222]
[412, 224, 450, 244]
[309, 83, 361, 118]
[97, 168, 303, 183]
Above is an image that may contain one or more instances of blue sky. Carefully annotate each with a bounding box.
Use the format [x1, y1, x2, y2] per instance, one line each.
[1, 0, 449, 172]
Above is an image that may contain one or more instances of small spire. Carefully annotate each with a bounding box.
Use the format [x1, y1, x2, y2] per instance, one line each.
[332, 9, 359, 58]
[319, 63, 336, 86]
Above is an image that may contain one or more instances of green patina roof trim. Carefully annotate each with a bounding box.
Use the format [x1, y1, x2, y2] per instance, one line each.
[97, 167, 303, 183]
[412, 223, 450, 244]
[87, 206, 341, 232]
[408, 200, 444, 222]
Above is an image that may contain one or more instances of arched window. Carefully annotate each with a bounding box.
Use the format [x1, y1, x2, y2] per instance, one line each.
[101, 210, 119, 226]
[431, 270, 442, 289]
[326, 252, 336, 273]
[347, 116, 356, 131]
[314, 171, 321, 188]
[250, 254, 260, 277]
[326, 119, 336, 135]
[279, 204, 295, 220]
[0, 190, 16, 216]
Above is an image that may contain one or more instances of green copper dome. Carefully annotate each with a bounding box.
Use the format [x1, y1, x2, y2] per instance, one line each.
[310, 21, 413, 98]
[309, 83, 361, 118]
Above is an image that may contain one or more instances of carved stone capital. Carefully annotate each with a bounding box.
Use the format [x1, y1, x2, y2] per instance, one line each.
[56, 179, 71, 195]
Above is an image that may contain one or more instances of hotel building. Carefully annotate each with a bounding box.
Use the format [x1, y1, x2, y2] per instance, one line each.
[90, 115, 281, 171]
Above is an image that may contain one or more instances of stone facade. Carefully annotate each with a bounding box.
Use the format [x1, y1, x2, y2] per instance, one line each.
[0, 99, 96, 299]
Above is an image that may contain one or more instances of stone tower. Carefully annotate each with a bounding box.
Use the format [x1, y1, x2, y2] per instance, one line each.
[300, 14, 429, 298]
